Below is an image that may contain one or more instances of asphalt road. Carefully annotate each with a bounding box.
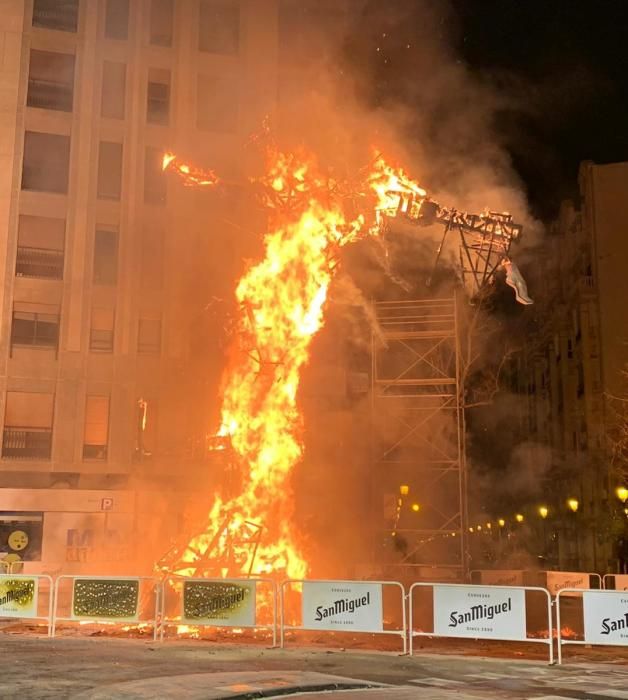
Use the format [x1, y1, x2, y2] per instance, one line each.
[2, 632, 628, 699]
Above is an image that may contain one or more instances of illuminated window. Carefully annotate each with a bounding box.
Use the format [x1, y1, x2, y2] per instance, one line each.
[90, 308, 115, 353]
[150, 0, 174, 46]
[105, 0, 129, 40]
[93, 228, 118, 285]
[147, 68, 170, 125]
[11, 302, 59, 351]
[16, 215, 65, 280]
[2, 392, 54, 460]
[27, 50, 75, 112]
[83, 396, 109, 460]
[199, 0, 239, 54]
[21, 132, 70, 194]
[97, 141, 123, 200]
[101, 61, 126, 119]
[138, 317, 161, 354]
[33, 0, 78, 32]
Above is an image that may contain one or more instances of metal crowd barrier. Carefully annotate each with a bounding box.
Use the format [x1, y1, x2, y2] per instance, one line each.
[544, 571, 601, 596]
[51, 575, 162, 640]
[409, 582, 554, 663]
[557, 588, 628, 664]
[603, 574, 628, 591]
[280, 578, 407, 653]
[160, 576, 277, 646]
[0, 573, 54, 636]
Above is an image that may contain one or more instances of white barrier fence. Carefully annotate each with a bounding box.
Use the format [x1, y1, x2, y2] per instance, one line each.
[603, 574, 628, 591]
[280, 579, 407, 652]
[409, 582, 554, 663]
[557, 588, 628, 663]
[0, 573, 54, 636]
[160, 576, 277, 646]
[545, 571, 601, 596]
[51, 575, 161, 640]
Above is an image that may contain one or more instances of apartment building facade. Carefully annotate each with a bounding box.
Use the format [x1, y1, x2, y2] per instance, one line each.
[0, 0, 278, 573]
[513, 161, 628, 571]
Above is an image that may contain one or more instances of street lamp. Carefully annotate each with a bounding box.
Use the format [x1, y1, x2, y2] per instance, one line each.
[538, 506, 549, 519]
[616, 486, 628, 504]
[498, 518, 505, 527]
[411, 503, 420, 512]
[567, 498, 579, 513]
[400, 485, 409, 496]
[515, 513, 524, 523]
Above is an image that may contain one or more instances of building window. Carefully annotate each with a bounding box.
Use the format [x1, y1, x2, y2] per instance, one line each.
[83, 396, 109, 460]
[144, 147, 167, 204]
[97, 141, 123, 200]
[138, 317, 161, 354]
[11, 302, 60, 352]
[147, 69, 170, 125]
[140, 227, 164, 290]
[150, 0, 174, 46]
[21, 132, 71, 194]
[16, 215, 65, 280]
[199, 0, 239, 54]
[90, 308, 115, 352]
[2, 392, 54, 460]
[197, 71, 238, 132]
[32, 0, 78, 32]
[101, 61, 126, 119]
[93, 228, 118, 285]
[27, 50, 75, 112]
[105, 0, 129, 40]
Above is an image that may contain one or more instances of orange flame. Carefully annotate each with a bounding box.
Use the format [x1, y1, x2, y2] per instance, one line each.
[164, 147, 425, 581]
[162, 151, 220, 187]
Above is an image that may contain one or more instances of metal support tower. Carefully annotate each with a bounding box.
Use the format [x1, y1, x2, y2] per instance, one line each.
[371, 295, 468, 579]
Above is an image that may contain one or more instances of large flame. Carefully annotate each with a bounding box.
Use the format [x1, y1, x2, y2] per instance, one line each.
[163, 147, 423, 580]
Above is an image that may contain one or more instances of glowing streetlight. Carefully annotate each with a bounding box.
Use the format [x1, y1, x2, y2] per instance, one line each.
[476, 525, 482, 531]
[538, 506, 548, 519]
[615, 486, 628, 504]
[468, 527, 474, 533]
[486, 522, 492, 530]
[515, 513, 524, 523]
[411, 503, 420, 512]
[567, 498, 579, 513]
[498, 518, 505, 527]
[400, 485, 409, 496]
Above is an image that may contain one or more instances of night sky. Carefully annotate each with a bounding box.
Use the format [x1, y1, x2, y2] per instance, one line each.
[346, 0, 628, 219]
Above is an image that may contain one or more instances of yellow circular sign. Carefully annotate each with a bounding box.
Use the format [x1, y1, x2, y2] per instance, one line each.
[8, 530, 29, 551]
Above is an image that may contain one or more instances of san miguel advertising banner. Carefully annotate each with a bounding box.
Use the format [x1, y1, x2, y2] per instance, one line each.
[182, 580, 256, 627]
[0, 577, 38, 618]
[583, 591, 628, 645]
[302, 581, 383, 632]
[433, 585, 526, 641]
[477, 570, 524, 587]
[71, 578, 140, 621]
[546, 571, 590, 596]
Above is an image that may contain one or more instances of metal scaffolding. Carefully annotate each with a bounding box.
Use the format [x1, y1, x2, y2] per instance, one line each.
[371, 295, 468, 579]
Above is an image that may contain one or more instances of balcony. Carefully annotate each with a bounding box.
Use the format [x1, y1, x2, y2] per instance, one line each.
[27, 79, 73, 112]
[16, 246, 64, 280]
[89, 329, 114, 353]
[32, 1, 78, 32]
[2, 427, 52, 460]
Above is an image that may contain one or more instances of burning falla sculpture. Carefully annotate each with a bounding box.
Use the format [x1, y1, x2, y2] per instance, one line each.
[156, 144, 531, 582]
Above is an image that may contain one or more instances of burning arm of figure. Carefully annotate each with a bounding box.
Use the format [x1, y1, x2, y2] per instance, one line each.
[162, 152, 220, 187]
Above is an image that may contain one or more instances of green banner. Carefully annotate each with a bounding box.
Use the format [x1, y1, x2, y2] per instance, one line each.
[0, 577, 38, 618]
[72, 578, 139, 621]
[183, 580, 256, 626]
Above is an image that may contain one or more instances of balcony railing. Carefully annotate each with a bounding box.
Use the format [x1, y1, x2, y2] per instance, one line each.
[16, 246, 64, 280]
[27, 80, 73, 112]
[33, 1, 79, 32]
[2, 427, 52, 460]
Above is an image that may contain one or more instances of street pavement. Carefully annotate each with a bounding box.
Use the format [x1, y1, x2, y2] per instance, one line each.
[3, 633, 628, 699]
